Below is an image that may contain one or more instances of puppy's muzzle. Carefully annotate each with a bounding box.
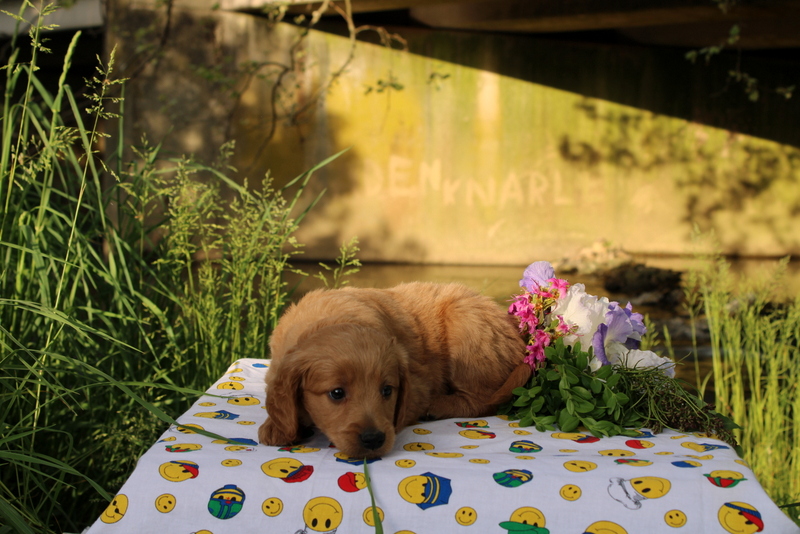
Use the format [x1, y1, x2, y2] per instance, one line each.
[359, 429, 386, 451]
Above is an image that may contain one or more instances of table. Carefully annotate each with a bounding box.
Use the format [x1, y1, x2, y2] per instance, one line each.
[87, 358, 799, 533]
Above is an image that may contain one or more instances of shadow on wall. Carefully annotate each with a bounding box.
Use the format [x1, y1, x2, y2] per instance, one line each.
[399, 27, 800, 149]
[557, 98, 800, 253]
[231, 103, 430, 262]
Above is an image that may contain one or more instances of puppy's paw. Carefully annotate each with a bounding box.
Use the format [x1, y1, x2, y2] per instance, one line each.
[258, 418, 293, 446]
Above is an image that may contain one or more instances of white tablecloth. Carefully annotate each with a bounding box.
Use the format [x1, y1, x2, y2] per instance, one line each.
[87, 359, 799, 533]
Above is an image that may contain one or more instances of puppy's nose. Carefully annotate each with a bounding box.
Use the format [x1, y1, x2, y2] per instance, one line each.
[359, 429, 386, 450]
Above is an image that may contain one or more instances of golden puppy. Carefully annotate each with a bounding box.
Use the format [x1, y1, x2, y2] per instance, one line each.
[257, 282, 529, 458]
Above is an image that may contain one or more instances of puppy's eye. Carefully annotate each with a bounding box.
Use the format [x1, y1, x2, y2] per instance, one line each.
[381, 385, 393, 398]
[329, 388, 345, 401]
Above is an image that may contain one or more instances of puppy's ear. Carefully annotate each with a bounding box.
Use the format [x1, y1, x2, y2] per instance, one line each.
[258, 351, 308, 446]
[392, 339, 413, 429]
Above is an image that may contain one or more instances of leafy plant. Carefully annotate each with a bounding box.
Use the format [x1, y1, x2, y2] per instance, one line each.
[501, 340, 738, 446]
[316, 236, 362, 289]
[0, 6, 348, 531]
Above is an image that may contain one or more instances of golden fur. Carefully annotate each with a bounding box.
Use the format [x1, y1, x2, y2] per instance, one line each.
[257, 282, 529, 458]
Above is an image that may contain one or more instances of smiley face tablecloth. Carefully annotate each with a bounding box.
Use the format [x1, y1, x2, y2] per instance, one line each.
[87, 359, 799, 534]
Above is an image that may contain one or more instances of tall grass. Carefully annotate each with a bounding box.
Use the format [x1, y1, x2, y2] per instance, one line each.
[0, 5, 342, 531]
[686, 256, 800, 523]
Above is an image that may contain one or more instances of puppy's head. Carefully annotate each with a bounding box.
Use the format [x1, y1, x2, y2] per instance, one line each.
[258, 324, 409, 459]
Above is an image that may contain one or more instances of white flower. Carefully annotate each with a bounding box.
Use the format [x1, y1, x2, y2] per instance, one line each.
[550, 283, 610, 349]
[620, 349, 676, 378]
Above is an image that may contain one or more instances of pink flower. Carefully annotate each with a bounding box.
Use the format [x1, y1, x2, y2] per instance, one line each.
[523, 330, 551, 370]
[509, 294, 538, 332]
[548, 278, 569, 297]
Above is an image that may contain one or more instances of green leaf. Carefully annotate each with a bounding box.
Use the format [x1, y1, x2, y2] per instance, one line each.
[572, 386, 592, 400]
[530, 396, 545, 413]
[527, 386, 542, 397]
[573, 398, 595, 414]
[606, 373, 621, 388]
[564, 368, 580, 385]
[615, 392, 630, 405]
[546, 369, 560, 381]
[558, 409, 580, 432]
[513, 396, 531, 407]
[595, 365, 613, 380]
[590, 379, 602, 394]
[512, 386, 528, 396]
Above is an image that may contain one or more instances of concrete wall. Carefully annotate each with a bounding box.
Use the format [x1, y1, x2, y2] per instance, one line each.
[106, 3, 800, 264]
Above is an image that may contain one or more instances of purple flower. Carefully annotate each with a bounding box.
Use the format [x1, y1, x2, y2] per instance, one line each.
[520, 261, 555, 292]
[592, 302, 648, 366]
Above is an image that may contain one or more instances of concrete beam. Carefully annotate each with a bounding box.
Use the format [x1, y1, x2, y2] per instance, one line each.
[410, 0, 797, 34]
[0, 0, 102, 37]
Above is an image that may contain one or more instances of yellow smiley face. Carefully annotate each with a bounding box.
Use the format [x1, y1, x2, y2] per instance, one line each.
[460, 445, 479, 449]
[563, 460, 597, 473]
[508, 507, 546, 527]
[221, 459, 242, 467]
[665, 509, 688, 528]
[655, 451, 674, 455]
[228, 396, 260, 406]
[228, 376, 245, 381]
[559, 484, 582, 501]
[559, 449, 579, 453]
[395, 459, 416, 468]
[631, 476, 671, 499]
[709, 470, 745, 480]
[426, 452, 463, 458]
[458, 429, 495, 439]
[686, 454, 714, 460]
[584, 520, 629, 534]
[513, 429, 532, 435]
[100, 494, 128, 523]
[515, 455, 535, 460]
[403, 442, 434, 451]
[469, 458, 490, 464]
[158, 460, 199, 482]
[455, 506, 478, 526]
[164, 443, 202, 452]
[599, 449, 635, 457]
[508, 422, 520, 428]
[616, 458, 653, 467]
[303, 497, 343, 532]
[551, 432, 586, 440]
[398, 475, 428, 504]
[413, 428, 431, 435]
[174, 423, 204, 434]
[217, 381, 244, 390]
[228, 368, 243, 373]
[236, 421, 256, 425]
[363, 506, 384, 527]
[718, 502, 762, 534]
[262, 457, 304, 479]
[155, 493, 176, 513]
[224, 445, 254, 452]
[197, 402, 216, 407]
[262, 497, 283, 517]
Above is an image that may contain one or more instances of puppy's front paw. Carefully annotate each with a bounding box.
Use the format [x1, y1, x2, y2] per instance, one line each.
[258, 418, 291, 446]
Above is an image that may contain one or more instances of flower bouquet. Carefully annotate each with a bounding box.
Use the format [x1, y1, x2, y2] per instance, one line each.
[501, 261, 739, 447]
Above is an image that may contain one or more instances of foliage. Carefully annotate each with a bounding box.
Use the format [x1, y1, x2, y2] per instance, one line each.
[501, 340, 738, 446]
[685, 2, 794, 102]
[0, 8, 349, 532]
[686, 255, 800, 520]
[316, 236, 362, 289]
